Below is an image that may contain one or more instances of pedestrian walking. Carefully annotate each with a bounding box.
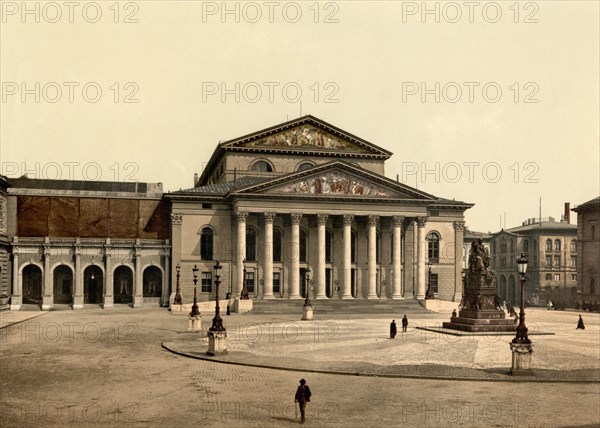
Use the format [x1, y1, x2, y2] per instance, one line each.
[402, 315, 408, 333]
[294, 379, 312, 423]
[390, 320, 397, 339]
[576, 315, 585, 330]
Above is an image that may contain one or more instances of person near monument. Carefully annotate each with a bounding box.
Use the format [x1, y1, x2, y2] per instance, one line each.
[576, 315, 585, 330]
[451, 309, 457, 319]
[390, 320, 397, 339]
[294, 379, 312, 423]
[402, 315, 408, 333]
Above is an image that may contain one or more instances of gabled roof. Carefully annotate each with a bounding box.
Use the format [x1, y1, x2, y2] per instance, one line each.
[572, 196, 600, 213]
[198, 115, 392, 185]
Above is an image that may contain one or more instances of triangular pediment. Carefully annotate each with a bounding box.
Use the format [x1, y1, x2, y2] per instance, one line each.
[231, 162, 437, 200]
[220, 115, 391, 158]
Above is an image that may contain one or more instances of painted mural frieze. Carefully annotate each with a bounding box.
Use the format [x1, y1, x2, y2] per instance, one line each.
[279, 173, 389, 196]
[245, 125, 369, 153]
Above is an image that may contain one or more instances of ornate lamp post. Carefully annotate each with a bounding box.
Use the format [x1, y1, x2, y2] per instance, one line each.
[302, 266, 313, 321]
[240, 258, 249, 300]
[513, 253, 530, 344]
[425, 260, 434, 299]
[174, 264, 182, 305]
[510, 252, 533, 375]
[207, 260, 227, 355]
[189, 265, 200, 317]
[210, 261, 225, 332]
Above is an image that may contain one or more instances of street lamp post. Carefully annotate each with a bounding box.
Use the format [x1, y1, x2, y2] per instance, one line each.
[302, 267, 313, 321]
[510, 252, 534, 375]
[210, 261, 225, 332]
[425, 261, 434, 299]
[513, 253, 531, 344]
[189, 265, 200, 317]
[174, 264, 182, 305]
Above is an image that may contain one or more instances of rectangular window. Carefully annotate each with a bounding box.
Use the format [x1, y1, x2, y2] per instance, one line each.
[571, 274, 577, 281]
[546, 256, 552, 267]
[273, 272, 280, 295]
[532, 254, 538, 267]
[545, 274, 552, 281]
[554, 274, 560, 281]
[246, 272, 255, 293]
[554, 256, 560, 267]
[201, 272, 212, 293]
[571, 256, 577, 267]
[430, 273, 438, 294]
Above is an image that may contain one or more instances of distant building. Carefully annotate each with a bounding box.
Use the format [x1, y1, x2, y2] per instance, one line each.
[572, 197, 600, 309]
[6, 177, 170, 310]
[0, 175, 9, 310]
[490, 204, 577, 305]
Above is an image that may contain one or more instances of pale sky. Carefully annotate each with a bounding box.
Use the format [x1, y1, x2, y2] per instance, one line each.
[1, 1, 598, 232]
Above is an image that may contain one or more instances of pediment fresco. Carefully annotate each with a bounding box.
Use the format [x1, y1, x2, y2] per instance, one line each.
[271, 172, 390, 197]
[243, 125, 370, 153]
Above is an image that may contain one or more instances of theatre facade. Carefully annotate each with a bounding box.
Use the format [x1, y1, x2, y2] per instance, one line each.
[167, 116, 473, 304]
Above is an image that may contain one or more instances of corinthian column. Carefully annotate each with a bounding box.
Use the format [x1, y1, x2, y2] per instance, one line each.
[342, 214, 354, 299]
[392, 216, 404, 299]
[316, 214, 328, 299]
[235, 211, 248, 297]
[367, 215, 379, 299]
[416, 217, 427, 299]
[289, 213, 302, 299]
[262, 213, 276, 299]
[453, 221, 465, 302]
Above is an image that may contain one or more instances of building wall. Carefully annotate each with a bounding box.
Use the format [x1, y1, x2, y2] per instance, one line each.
[0, 177, 9, 310]
[577, 205, 600, 306]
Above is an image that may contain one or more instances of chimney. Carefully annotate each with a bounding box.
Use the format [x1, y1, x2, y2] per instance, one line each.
[564, 202, 570, 224]
[194, 173, 198, 187]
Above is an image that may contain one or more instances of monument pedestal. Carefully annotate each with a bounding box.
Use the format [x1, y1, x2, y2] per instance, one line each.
[188, 315, 202, 332]
[207, 330, 228, 356]
[301, 305, 313, 321]
[510, 342, 534, 375]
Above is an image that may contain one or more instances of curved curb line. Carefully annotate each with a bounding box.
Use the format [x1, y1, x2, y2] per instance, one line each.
[161, 342, 600, 384]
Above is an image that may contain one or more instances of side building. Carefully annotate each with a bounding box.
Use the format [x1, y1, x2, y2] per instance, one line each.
[489, 204, 577, 307]
[166, 115, 473, 304]
[0, 175, 9, 310]
[7, 178, 170, 310]
[572, 197, 600, 310]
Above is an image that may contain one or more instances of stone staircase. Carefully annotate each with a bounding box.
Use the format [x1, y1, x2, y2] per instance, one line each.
[251, 298, 430, 315]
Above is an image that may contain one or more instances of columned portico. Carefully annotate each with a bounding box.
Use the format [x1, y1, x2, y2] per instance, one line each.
[367, 215, 379, 299]
[342, 214, 354, 299]
[235, 211, 248, 297]
[289, 213, 302, 299]
[316, 214, 328, 299]
[392, 216, 403, 299]
[262, 212, 275, 299]
[416, 216, 427, 299]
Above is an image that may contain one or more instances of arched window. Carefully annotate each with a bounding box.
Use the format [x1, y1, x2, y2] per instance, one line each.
[250, 161, 273, 172]
[325, 230, 332, 263]
[570, 240, 577, 253]
[246, 228, 257, 261]
[300, 229, 308, 262]
[554, 239, 561, 252]
[273, 228, 282, 262]
[500, 239, 507, 253]
[590, 278, 596, 295]
[200, 227, 214, 260]
[523, 239, 529, 253]
[297, 162, 315, 172]
[427, 232, 440, 263]
[351, 230, 357, 263]
[546, 239, 552, 252]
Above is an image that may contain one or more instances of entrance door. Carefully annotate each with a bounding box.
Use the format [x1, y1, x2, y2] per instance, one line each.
[325, 268, 332, 298]
[53, 265, 73, 304]
[351, 268, 357, 298]
[23, 265, 42, 304]
[84, 266, 103, 304]
[113, 266, 133, 304]
[299, 268, 307, 298]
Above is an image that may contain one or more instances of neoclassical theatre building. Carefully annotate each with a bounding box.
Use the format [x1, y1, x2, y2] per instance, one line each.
[168, 116, 473, 304]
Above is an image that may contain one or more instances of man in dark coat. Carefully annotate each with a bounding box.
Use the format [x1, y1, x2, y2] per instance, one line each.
[390, 320, 397, 339]
[294, 379, 311, 423]
[402, 315, 408, 333]
[576, 315, 585, 330]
